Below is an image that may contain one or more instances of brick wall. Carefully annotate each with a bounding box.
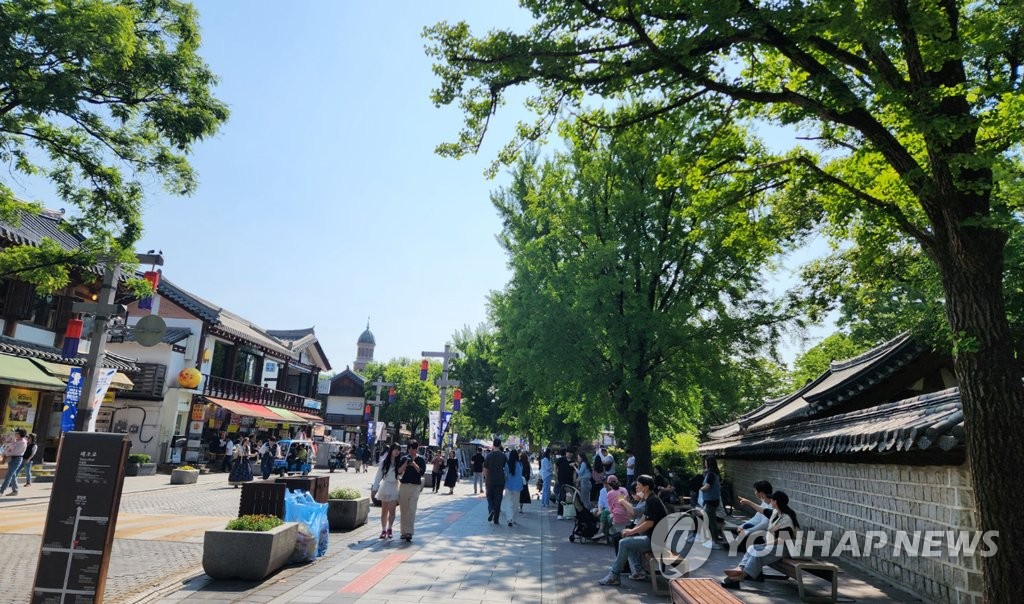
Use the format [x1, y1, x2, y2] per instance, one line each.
[722, 459, 981, 604]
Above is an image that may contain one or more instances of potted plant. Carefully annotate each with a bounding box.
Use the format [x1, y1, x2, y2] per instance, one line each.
[326, 487, 369, 531]
[203, 515, 298, 580]
[170, 465, 199, 484]
[125, 453, 157, 476]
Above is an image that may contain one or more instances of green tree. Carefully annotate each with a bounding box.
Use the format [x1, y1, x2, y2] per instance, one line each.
[0, 0, 227, 287]
[488, 105, 804, 474]
[427, 4, 1024, 595]
[362, 360, 438, 442]
[788, 332, 869, 390]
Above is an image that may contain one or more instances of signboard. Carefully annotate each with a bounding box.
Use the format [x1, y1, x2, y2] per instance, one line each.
[303, 398, 322, 410]
[4, 388, 39, 432]
[60, 368, 84, 433]
[32, 432, 130, 604]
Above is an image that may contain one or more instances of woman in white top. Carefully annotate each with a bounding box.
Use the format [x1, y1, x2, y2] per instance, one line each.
[722, 491, 799, 588]
[539, 449, 553, 507]
[372, 443, 406, 540]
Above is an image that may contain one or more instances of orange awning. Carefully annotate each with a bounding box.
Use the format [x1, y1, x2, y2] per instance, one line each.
[204, 397, 282, 421]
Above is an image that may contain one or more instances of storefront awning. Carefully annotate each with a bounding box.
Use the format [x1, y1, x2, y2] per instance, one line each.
[293, 410, 323, 423]
[0, 355, 68, 391]
[33, 360, 135, 390]
[203, 396, 283, 421]
[266, 406, 316, 424]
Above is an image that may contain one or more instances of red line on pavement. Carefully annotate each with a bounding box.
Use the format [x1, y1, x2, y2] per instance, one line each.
[339, 552, 410, 594]
[445, 511, 463, 523]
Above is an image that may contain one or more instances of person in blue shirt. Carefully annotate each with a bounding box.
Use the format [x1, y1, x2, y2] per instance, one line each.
[503, 450, 525, 526]
[699, 456, 726, 548]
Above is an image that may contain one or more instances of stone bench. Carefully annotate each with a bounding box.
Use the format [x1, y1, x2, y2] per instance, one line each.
[670, 578, 743, 604]
[768, 558, 839, 603]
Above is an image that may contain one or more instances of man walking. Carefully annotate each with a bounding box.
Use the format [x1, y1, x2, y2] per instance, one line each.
[0, 429, 28, 496]
[471, 447, 486, 494]
[397, 439, 425, 541]
[483, 438, 507, 524]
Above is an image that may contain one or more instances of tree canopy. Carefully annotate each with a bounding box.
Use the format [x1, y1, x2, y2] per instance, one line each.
[0, 0, 227, 287]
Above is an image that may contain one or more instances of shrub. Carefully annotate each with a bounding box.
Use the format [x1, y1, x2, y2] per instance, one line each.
[650, 433, 702, 477]
[329, 487, 362, 500]
[127, 453, 151, 464]
[176, 465, 197, 471]
[225, 514, 283, 532]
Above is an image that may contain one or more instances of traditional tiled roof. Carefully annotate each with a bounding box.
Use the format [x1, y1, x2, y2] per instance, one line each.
[266, 328, 332, 371]
[0, 208, 82, 251]
[0, 336, 139, 372]
[123, 326, 192, 346]
[700, 388, 964, 458]
[266, 328, 315, 341]
[157, 276, 220, 324]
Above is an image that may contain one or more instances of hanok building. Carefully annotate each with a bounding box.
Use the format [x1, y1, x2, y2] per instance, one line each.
[701, 333, 981, 604]
[0, 209, 137, 461]
[323, 367, 366, 444]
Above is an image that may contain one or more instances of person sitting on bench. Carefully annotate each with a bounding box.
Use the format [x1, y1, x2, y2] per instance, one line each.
[735, 480, 773, 548]
[721, 490, 799, 589]
[599, 474, 668, 586]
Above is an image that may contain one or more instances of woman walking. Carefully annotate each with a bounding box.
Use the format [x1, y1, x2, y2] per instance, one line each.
[229, 437, 254, 487]
[700, 456, 727, 548]
[443, 450, 460, 494]
[372, 443, 404, 539]
[431, 450, 445, 493]
[503, 450, 524, 526]
[539, 449, 553, 507]
[21, 433, 37, 487]
[519, 450, 532, 512]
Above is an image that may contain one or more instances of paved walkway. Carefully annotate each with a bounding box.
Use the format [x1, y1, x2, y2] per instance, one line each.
[154, 487, 926, 604]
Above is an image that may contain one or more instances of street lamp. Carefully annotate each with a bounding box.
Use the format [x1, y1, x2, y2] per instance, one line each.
[421, 343, 460, 447]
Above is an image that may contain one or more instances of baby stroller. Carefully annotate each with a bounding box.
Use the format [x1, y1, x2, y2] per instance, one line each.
[565, 486, 604, 543]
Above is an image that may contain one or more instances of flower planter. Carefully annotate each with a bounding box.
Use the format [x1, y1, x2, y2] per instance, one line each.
[327, 497, 369, 531]
[125, 463, 157, 476]
[170, 469, 199, 484]
[202, 521, 298, 581]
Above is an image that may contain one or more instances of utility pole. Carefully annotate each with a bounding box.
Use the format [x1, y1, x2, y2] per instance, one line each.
[72, 253, 163, 431]
[367, 375, 395, 446]
[421, 344, 460, 446]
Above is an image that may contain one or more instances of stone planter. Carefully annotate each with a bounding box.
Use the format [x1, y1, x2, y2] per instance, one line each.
[327, 497, 369, 531]
[125, 463, 157, 476]
[203, 522, 298, 581]
[170, 469, 199, 485]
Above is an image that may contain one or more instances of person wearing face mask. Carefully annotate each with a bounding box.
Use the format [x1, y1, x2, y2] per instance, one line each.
[598, 474, 668, 586]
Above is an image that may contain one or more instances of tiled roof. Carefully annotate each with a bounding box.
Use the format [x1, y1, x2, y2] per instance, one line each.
[0, 336, 139, 372]
[0, 209, 83, 251]
[157, 276, 220, 324]
[700, 388, 964, 457]
[124, 326, 192, 345]
[266, 328, 315, 341]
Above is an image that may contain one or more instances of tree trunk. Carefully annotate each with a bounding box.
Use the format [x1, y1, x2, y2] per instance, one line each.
[933, 226, 1024, 604]
[625, 408, 654, 476]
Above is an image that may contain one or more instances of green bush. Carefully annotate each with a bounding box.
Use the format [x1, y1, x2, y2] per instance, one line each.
[127, 453, 151, 464]
[225, 514, 283, 532]
[329, 487, 362, 500]
[651, 433, 703, 477]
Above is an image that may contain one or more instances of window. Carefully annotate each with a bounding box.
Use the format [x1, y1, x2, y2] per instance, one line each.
[210, 340, 230, 378]
[31, 294, 57, 329]
[234, 348, 262, 384]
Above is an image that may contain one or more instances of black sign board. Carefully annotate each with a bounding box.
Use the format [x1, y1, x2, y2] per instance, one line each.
[32, 432, 130, 604]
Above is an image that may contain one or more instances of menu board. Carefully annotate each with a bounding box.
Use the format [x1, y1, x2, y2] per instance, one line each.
[32, 432, 130, 604]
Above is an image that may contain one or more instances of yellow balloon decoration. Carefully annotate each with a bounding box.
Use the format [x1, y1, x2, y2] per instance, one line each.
[178, 367, 202, 389]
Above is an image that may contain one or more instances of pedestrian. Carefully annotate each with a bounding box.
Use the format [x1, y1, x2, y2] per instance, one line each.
[470, 447, 486, 494]
[260, 437, 277, 480]
[699, 456, 726, 548]
[362, 445, 372, 472]
[443, 449, 459, 494]
[518, 450, 531, 513]
[354, 444, 365, 473]
[502, 448, 524, 526]
[221, 437, 234, 472]
[575, 452, 592, 507]
[591, 455, 606, 503]
[483, 438, 507, 524]
[229, 437, 253, 487]
[21, 433, 37, 487]
[431, 449, 445, 493]
[397, 439, 425, 542]
[372, 443, 403, 539]
[625, 449, 636, 491]
[0, 429, 27, 496]
[555, 449, 574, 519]
[601, 446, 615, 475]
[539, 449, 553, 507]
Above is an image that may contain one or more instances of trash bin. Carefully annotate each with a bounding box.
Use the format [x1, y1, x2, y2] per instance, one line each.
[238, 481, 287, 519]
[277, 475, 330, 504]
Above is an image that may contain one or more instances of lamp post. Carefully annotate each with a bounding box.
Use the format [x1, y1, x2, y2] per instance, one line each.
[421, 343, 460, 447]
[366, 375, 395, 447]
[72, 253, 164, 431]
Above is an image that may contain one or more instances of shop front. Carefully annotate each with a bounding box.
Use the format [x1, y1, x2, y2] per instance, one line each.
[182, 396, 317, 465]
[0, 355, 68, 458]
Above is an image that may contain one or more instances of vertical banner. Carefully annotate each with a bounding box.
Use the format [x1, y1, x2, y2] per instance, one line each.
[85, 368, 117, 433]
[428, 411, 440, 447]
[60, 368, 84, 433]
[367, 420, 376, 445]
[439, 411, 453, 448]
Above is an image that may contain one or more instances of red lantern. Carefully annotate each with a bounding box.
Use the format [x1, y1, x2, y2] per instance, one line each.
[388, 387, 396, 403]
[452, 388, 462, 411]
[363, 404, 371, 421]
[61, 318, 84, 358]
[419, 359, 429, 381]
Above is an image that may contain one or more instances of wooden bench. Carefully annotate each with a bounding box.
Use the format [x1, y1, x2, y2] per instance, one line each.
[670, 578, 743, 604]
[768, 558, 839, 603]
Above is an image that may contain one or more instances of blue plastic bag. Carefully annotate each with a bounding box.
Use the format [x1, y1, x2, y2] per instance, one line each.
[284, 490, 329, 562]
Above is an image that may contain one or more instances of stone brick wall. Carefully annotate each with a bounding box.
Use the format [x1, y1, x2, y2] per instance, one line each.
[721, 459, 981, 604]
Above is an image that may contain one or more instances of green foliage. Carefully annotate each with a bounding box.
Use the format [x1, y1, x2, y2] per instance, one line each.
[225, 515, 283, 532]
[650, 434, 702, 478]
[362, 359, 441, 441]
[0, 0, 227, 288]
[328, 487, 362, 500]
[127, 453, 151, 464]
[789, 333, 870, 391]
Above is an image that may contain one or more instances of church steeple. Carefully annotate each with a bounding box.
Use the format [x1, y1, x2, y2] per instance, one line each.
[354, 318, 375, 371]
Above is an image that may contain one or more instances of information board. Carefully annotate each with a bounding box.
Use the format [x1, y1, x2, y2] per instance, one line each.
[32, 432, 130, 604]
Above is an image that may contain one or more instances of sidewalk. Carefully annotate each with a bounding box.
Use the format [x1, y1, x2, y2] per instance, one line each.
[156, 488, 925, 604]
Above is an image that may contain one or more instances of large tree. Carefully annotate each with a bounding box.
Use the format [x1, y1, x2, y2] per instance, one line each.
[426, 3, 1024, 597]
[362, 359, 439, 442]
[0, 0, 227, 286]
[488, 105, 803, 474]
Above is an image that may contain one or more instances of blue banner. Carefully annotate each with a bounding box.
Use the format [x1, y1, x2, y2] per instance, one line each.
[60, 367, 83, 432]
[367, 420, 375, 445]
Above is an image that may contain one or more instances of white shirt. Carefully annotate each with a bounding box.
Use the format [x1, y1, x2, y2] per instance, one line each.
[224, 440, 235, 457]
[597, 487, 610, 512]
[626, 455, 636, 475]
[602, 453, 615, 474]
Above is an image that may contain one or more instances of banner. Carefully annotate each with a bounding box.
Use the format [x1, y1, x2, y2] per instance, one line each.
[367, 420, 385, 445]
[428, 411, 440, 447]
[60, 368, 84, 432]
[85, 368, 117, 433]
[4, 388, 39, 432]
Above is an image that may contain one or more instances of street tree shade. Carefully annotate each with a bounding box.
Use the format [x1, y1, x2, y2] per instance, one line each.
[426, 2, 1024, 599]
[0, 0, 228, 287]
